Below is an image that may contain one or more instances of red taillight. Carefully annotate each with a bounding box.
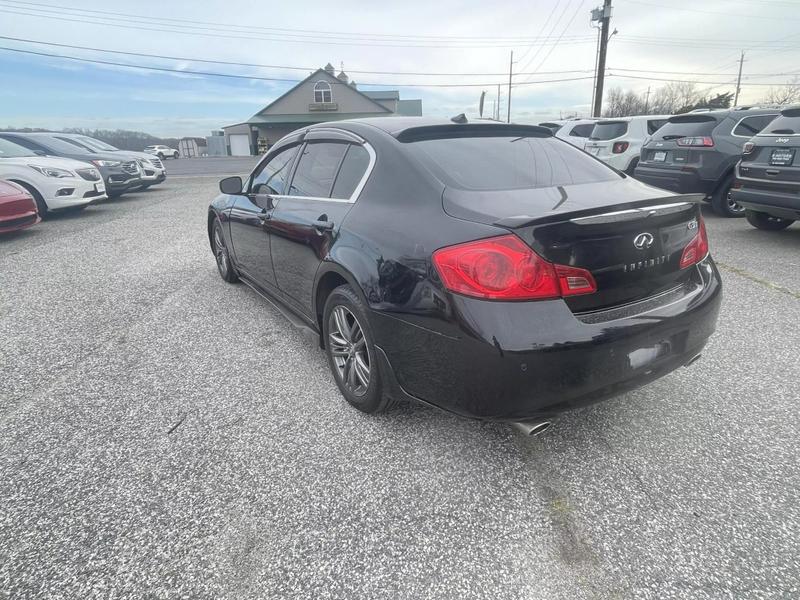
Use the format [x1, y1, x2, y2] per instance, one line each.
[612, 141, 630, 154]
[742, 141, 755, 155]
[676, 136, 714, 147]
[432, 234, 596, 300]
[679, 217, 710, 269]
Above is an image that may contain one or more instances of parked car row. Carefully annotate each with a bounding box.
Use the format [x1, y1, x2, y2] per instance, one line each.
[0, 132, 168, 233]
[544, 107, 798, 229]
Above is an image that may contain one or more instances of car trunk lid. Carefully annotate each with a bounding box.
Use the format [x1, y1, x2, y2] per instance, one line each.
[443, 180, 705, 312]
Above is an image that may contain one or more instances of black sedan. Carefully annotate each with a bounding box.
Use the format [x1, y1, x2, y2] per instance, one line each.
[207, 118, 722, 434]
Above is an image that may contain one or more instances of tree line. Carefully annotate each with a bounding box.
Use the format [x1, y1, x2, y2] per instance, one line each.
[602, 78, 800, 117]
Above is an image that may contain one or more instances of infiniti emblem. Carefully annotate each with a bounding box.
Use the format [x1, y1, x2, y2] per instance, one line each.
[633, 232, 655, 249]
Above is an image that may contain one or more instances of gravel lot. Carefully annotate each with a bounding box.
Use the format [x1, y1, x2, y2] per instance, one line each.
[1, 176, 798, 599]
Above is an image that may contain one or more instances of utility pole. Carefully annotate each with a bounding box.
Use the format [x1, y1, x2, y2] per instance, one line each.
[507, 50, 513, 123]
[592, 0, 613, 117]
[644, 86, 651, 113]
[734, 51, 745, 107]
[496, 84, 501, 120]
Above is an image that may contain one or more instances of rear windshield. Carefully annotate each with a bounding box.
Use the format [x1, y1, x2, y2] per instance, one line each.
[34, 135, 94, 154]
[759, 114, 800, 135]
[589, 121, 628, 140]
[657, 116, 718, 139]
[569, 123, 594, 137]
[410, 135, 619, 191]
[647, 119, 669, 135]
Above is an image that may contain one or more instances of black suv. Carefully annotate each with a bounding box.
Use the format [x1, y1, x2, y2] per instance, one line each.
[635, 108, 780, 217]
[732, 106, 800, 231]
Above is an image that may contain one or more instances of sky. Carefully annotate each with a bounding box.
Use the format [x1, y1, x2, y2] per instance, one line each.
[1, 0, 799, 137]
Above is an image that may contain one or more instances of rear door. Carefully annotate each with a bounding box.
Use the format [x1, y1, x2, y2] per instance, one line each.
[228, 142, 300, 289]
[267, 133, 373, 315]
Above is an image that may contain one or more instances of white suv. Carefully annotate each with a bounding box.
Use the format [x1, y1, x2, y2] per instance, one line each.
[584, 115, 671, 174]
[0, 137, 106, 214]
[540, 119, 599, 148]
[144, 145, 179, 160]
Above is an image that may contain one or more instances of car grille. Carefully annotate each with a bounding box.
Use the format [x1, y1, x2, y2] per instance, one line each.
[122, 161, 139, 175]
[76, 168, 101, 181]
[149, 158, 163, 169]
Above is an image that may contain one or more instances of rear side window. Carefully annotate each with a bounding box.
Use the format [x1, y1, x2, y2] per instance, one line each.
[411, 135, 619, 191]
[589, 122, 628, 140]
[761, 114, 800, 135]
[539, 122, 562, 133]
[647, 119, 668, 135]
[289, 142, 348, 198]
[331, 145, 370, 199]
[733, 114, 779, 137]
[251, 144, 299, 195]
[56, 136, 95, 152]
[569, 124, 594, 137]
[657, 116, 718, 139]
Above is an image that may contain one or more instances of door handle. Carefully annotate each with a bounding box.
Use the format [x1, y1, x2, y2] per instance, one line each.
[766, 169, 780, 175]
[313, 219, 334, 232]
[257, 210, 271, 222]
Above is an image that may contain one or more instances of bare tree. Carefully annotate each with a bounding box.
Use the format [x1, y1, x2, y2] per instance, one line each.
[759, 77, 800, 106]
[603, 87, 646, 117]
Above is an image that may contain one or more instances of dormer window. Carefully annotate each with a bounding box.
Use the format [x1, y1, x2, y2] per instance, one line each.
[314, 81, 332, 103]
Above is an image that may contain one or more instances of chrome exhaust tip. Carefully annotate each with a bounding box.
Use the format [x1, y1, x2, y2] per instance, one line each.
[684, 353, 702, 368]
[510, 420, 552, 437]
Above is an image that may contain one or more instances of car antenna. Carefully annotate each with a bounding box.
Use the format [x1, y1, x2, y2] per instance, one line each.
[450, 113, 468, 124]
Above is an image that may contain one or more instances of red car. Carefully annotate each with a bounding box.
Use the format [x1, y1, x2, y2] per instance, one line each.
[0, 180, 40, 233]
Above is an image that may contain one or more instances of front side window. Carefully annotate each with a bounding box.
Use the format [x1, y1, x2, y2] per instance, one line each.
[251, 144, 299, 195]
[289, 142, 348, 198]
[314, 81, 332, 103]
[733, 114, 779, 137]
[56, 137, 97, 153]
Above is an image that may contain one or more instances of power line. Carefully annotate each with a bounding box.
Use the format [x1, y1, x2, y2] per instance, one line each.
[607, 73, 800, 87]
[526, 0, 588, 81]
[516, 0, 569, 76]
[0, 45, 598, 88]
[0, 5, 597, 49]
[0, 0, 603, 42]
[0, 35, 596, 77]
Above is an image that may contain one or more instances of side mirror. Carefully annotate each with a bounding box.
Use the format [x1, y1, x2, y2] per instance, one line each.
[219, 176, 243, 195]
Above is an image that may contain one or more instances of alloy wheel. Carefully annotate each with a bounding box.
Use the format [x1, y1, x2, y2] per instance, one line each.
[726, 189, 745, 214]
[213, 226, 229, 277]
[328, 305, 370, 396]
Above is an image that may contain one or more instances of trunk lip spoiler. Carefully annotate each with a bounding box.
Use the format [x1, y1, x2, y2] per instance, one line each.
[493, 194, 705, 229]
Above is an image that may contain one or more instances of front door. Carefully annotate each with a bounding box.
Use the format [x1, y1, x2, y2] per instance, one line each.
[268, 141, 372, 315]
[228, 143, 299, 289]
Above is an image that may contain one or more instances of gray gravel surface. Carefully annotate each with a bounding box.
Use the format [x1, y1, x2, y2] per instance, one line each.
[1, 182, 798, 599]
[167, 157, 259, 177]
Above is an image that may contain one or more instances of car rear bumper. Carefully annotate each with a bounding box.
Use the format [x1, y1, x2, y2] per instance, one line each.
[371, 256, 722, 421]
[731, 184, 800, 219]
[635, 165, 717, 195]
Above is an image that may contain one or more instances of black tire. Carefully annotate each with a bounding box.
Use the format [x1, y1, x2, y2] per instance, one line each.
[625, 157, 639, 176]
[107, 191, 122, 199]
[158, 153, 165, 160]
[711, 176, 745, 218]
[212, 218, 238, 283]
[173, 152, 179, 159]
[745, 210, 794, 231]
[323, 285, 391, 414]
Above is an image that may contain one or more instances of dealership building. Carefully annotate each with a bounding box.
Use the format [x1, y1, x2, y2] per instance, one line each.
[219, 63, 422, 156]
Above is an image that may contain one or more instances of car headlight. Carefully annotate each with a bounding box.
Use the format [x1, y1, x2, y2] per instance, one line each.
[91, 160, 122, 167]
[28, 165, 74, 178]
